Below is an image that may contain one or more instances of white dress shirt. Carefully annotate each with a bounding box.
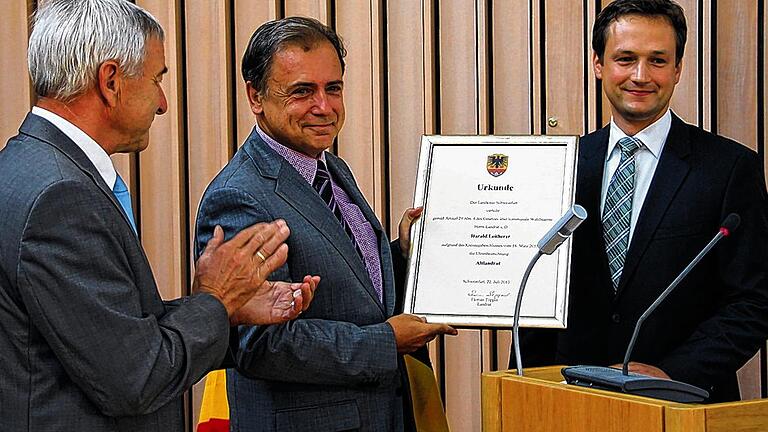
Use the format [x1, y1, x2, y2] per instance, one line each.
[31, 106, 118, 189]
[600, 109, 672, 245]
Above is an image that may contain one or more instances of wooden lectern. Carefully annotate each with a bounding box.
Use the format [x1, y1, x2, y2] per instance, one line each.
[482, 366, 768, 432]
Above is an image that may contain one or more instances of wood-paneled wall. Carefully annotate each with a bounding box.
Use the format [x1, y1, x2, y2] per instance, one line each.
[1, 1, 766, 430]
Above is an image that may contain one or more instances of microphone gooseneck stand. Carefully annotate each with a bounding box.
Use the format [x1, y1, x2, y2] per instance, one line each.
[512, 204, 587, 376]
[513, 250, 543, 376]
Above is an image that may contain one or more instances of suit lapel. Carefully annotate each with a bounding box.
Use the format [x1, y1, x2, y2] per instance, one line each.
[617, 114, 691, 296]
[326, 155, 386, 237]
[579, 126, 610, 212]
[244, 134, 383, 312]
[19, 114, 141, 240]
[326, 155, 392, 313]
[577, 126, 614, 293]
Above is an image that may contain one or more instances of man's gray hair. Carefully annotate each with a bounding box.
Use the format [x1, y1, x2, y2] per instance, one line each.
[28, 0, 164, 101]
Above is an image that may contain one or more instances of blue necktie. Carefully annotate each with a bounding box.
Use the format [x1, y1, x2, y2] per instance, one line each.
[112, 174, 137, 234]
[602, 136, 642, 294]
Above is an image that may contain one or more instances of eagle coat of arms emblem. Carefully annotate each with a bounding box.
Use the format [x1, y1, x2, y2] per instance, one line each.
[486, 154, 509, 177]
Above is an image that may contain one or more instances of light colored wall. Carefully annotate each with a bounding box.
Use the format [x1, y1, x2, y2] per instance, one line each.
[1, 1, 765, 430]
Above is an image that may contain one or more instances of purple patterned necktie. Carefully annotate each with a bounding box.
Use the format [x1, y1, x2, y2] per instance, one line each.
[312, 160, 365, 261]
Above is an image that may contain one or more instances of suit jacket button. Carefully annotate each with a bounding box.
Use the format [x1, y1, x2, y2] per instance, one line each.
[611, 313, 621, 323]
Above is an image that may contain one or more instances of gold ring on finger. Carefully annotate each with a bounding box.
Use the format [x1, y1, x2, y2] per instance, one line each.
[256, 251, 267, 262]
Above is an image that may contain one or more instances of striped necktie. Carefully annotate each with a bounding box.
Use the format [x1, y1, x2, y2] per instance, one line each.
[112, 174, 137, 234]
[312, 160, 365, 261]
[602, 136, 642, 294]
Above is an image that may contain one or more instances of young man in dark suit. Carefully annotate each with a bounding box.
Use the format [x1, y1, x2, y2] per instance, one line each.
[514, 0, 768, 403]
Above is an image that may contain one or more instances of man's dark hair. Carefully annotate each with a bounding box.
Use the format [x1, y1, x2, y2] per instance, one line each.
[242, 16, 346, 94]
[593, 0, 687, 65]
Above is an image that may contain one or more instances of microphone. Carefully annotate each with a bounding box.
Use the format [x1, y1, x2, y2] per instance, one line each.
[538, 205, 589, 254]
[562, 213, 741, 403]
[621, 213, 740, 375]
[513, 205, 587, 376]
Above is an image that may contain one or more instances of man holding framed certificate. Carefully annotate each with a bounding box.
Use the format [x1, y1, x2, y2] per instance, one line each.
[195, 17, 456, 431]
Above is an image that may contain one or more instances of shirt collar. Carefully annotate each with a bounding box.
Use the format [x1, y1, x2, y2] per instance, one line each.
[31, 106, 117, 188]
[253, 121, 326, 184]
[607, 109, 672, 161]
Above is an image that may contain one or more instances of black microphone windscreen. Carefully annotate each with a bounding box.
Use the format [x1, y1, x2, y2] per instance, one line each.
[722, 213, 741, 232]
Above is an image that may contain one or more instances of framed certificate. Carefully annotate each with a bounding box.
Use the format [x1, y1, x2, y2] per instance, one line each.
[403, 135, 579, 328]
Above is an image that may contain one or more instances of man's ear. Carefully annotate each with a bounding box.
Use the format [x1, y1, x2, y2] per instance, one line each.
[592, 51, 603, 80]
[97, 60, 121, 107]
[246, 81, 264, 115]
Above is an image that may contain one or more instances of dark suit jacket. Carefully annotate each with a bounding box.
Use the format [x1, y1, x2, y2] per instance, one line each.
[0, 114, 231, 431]
[195, 129, 407, 431]
[515, 114, 768, 402]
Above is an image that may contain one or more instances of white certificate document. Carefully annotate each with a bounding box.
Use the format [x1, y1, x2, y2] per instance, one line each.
[403, 135, 578, 327]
